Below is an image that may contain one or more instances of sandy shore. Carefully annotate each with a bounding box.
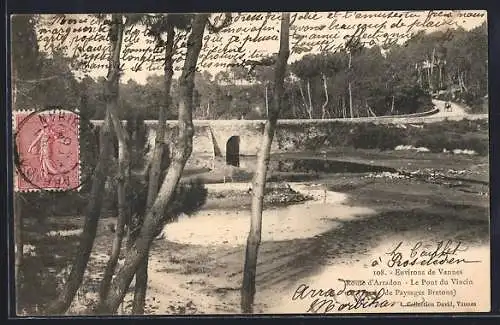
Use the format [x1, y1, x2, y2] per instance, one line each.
[161, 183, 375, 246]
[143, 182, 490, 314]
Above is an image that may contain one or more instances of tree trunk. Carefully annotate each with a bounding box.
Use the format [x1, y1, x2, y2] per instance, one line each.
[95, 14, 209, 314]
[439, 64, 443, 89]
[341, 96, 345, 118]
[98, 15, 129, 303]
[241, 12, 289, 314]
[367, 103, 376, 117]
[98, 182, 127, 302]
[46, 15, 123, 315]
[321, 73, 329, 119]
[298, 83, 308, 118]
[460, 71, 468, 92]
[96, 14, 127, 301]
[306, 79, 313, 119]
[348, 82, 353, 119]
[427, 66, 432, 91]
[46, 112, 113, 315]
[347, 51, 354, 119]
[391, 95, 395, 114]
[132, 21, 175, 315]
[265, 83, 269, 118]
[430, 48, 435, 91]
[291, 85, 297, 118]
[417, 66, 421, 86]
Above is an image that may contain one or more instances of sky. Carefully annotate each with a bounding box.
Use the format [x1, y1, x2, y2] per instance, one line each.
[33, 10, 487, 84]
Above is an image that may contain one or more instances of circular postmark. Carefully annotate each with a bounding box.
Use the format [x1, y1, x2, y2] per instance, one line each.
[13, 107, 98, 192]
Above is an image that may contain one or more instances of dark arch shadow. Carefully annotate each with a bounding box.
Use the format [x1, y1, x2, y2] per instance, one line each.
[226, 136, 240, 167]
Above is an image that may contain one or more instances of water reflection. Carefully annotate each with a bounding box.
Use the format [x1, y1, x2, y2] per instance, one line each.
[271, 159, 395, 174]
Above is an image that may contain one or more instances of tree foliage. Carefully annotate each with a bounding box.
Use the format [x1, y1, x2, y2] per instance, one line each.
[14, 19, 487, 121]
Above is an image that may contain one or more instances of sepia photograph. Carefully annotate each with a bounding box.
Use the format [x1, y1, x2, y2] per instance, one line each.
[10, 10, 489, 316]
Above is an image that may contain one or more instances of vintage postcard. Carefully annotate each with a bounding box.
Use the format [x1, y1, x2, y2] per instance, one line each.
[10, 10, 489, 315]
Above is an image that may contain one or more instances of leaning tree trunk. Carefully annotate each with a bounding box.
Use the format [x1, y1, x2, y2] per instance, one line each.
[241, 12, 290, 314]
[99, 14, 128, 303]
[46, 113, 113, 315]
[132, 21, 175, 315]
[459, 71, 468, 92]
[95, 14, 209, 315]
[45, 15, 123, 316]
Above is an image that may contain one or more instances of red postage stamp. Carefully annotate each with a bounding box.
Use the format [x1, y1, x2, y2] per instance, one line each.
[14, 110, 80, 192]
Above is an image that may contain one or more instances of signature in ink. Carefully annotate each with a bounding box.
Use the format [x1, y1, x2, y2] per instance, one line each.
[374, 240, 481, 268]
[292, 279, 396, 313]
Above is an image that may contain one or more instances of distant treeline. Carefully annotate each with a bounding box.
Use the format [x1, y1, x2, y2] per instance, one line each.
[13, 16, 487, 121]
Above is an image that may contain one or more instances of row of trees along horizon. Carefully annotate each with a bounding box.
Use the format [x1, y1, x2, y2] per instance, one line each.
[14, 18, 487, 122]
[12, 13, 486, 316]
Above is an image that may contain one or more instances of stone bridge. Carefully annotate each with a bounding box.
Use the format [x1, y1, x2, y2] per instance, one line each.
[91, 105, 487, 168]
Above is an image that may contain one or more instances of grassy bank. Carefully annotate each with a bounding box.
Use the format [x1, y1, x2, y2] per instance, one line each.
[277, 118, 489, 155]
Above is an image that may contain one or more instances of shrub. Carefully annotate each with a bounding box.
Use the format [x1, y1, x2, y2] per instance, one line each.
[428, 119, 487, 134]
[412, 129, 488, 155]
[79, 119, 100, 193]
[323, 123, 353, 147]
[280, 122, 355, 151]
[414, 133, 450, 153]
[170, 178, 208, 217]
[19, 191, 88, 220]
[454, 135, 489, 155]
[291, 119, 488, 156]
[350, 123, 407, 150]
[127, 175, 208, 238]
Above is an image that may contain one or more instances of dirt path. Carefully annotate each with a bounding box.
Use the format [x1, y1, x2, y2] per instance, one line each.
[145, 258, 236, 314]
[431, 99, 469, 118]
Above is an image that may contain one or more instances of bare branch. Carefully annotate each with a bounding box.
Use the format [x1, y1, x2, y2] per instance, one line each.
[228, 56, 277, 76]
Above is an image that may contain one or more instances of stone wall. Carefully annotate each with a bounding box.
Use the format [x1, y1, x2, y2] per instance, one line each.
[91, 111, 488, 167]
[143, 120, 276, 157]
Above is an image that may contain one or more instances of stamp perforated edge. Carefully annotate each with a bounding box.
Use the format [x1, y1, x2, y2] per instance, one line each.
[13, 108, 82, 193]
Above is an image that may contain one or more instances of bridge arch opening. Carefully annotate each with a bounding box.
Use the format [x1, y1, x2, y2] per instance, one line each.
[226, 136, 240, 167]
